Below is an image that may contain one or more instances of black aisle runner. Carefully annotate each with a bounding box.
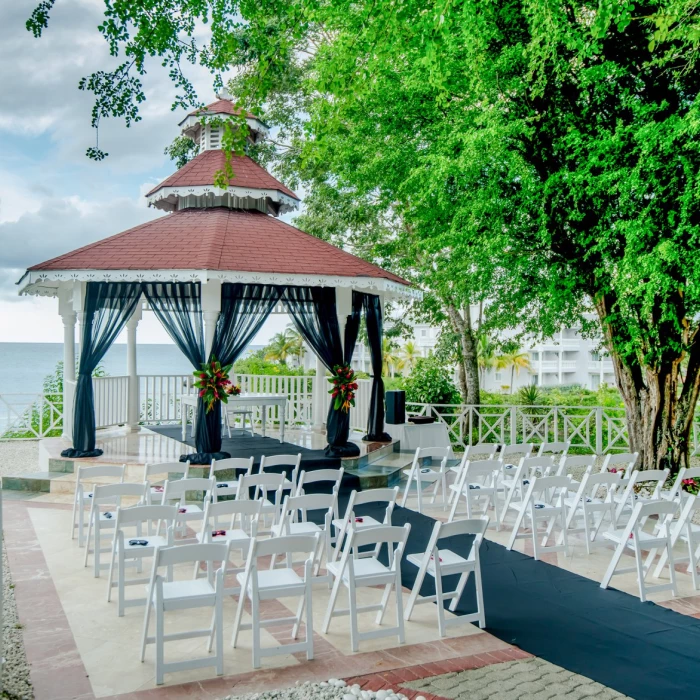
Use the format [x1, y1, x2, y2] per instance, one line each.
[380, 505, 700, 700]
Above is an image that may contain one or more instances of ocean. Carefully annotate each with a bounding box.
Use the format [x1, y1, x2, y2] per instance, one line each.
[0, 342, 264, 397]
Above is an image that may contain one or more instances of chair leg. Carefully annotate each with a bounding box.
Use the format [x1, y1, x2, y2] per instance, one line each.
[71, 493, 78, 540]
[251, 591, 261, 670]
[507, 507, 526, 551]
[601, 541, 625, 590]
[473, 565, 485, 628]
[305, 583, 314, 661]
[118, 551, 126, 617]
[215, 592, 224, 676]
[83, 508, 94, 568]
[435, 568, 446, 638]
[634, 546, 647, 602]
[106, 543, 117, 603]
[155, 587, 165, 685]
[395, 570, 406, 644]
[416, 478, 423, 514]
[449, 571, 470, 613]
[231, 588, 247, 649]
[322, 573, 343, 634]
[376, 582, 393, 625]
[405, 558, 429, 621]
[348, 580, 360, 653]
[93, 523, 101, 578]
[140, 599, 152, 662]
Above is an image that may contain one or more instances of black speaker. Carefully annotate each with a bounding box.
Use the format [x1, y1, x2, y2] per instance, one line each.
[385, 390, 406, 424]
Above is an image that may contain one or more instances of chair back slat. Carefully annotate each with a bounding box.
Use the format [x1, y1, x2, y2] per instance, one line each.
[155, 542, 229, 567]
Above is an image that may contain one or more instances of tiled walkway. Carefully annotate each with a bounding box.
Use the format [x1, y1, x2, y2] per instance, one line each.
[7, 474, 700, 699]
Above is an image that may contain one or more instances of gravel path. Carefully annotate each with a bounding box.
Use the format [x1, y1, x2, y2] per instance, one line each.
[2, 545, 33, 699]
[0, 443, 40, 478]
[225, 680, 421, 700]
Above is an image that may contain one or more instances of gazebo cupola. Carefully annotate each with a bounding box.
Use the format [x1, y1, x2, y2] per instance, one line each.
[146, 91, 300, 216]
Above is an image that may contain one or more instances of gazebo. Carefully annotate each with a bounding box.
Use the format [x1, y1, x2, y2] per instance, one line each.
[17, 95, 418, 462]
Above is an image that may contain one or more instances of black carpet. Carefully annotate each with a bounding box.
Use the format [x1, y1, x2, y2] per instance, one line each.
[382, 504, 700, 700]
[149, 424, 359, 494]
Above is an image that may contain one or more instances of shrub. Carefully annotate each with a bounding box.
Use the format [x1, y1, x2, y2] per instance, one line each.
[403, 356, 459, 405]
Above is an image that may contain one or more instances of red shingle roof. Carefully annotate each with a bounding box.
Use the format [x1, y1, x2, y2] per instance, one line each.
[28, 208, 410, 285]
[146, 151, 298, 200]
[185, 100, 257, 121]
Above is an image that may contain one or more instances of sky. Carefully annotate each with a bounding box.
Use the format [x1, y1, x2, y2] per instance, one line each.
[0, 0, 288, 345]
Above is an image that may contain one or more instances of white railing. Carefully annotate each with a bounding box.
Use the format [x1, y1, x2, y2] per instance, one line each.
[234, 374, 313, 427]
[93, 376, 129, 429]
[139, 374, 192, 424]
[406, 403, 632, 455]
[0, 393, 63, 439]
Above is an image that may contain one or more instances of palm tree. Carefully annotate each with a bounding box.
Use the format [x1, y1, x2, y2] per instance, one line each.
[476, 334, 497, 384]
[285, 325, 305, 364]
[497, 350, 531, 393]
[400, 340, 421, 374]
[265, 328, 298, 365]
[382, 338, 402, 377]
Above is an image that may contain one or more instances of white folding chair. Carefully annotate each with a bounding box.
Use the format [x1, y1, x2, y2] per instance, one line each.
[560, 471, 622, 553]
[600, 452, 638, 480]
[161, 477, 216, 542]
[209, 457, 254, 499]
[447, 444, 498, 504]
[601, 500, 678, 602]
[232, 533, 319, 669]
[400, 447, 450, 513]
[537, 441, 570, 458]
[140, 542, 229, 685]
[260, 453, 302, 493]
[448, 459, 501, 527]
[296, 467, 344, 520]
[271, 493, 335, 580]
[500, 456, 553, 517]
[106, 504, 177, 616]
[506, 475, 572, 560]
[662, 467, 700, 505]
[224, 404, 253, 437]
[236, 472, 285, 532]
[143, 461, 190, 505]
[405, 517, 488, 636]
[195, 498, 262, 594]
[332, 487, 399, 561]
[497, 443, 535, 476]
[650, 494, 700, 584]
[323, 523, 411, 652]
[84, 482, 149, 577]
[611, 468, 669, 527]
[71, 465, 125, 546]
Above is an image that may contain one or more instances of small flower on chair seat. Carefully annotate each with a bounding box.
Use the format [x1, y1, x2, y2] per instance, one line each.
[212, 530, 226, 537]
[430, 554, 444, 562]
[178, 508, 187, 514]
[355, 517, 364, 523]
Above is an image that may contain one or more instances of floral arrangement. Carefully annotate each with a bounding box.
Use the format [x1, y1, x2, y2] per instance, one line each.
[192, 356, 233, 412]
[328, 363, 358, 412]
[226, 384, 242, 396]
[682, 477, 700, 495]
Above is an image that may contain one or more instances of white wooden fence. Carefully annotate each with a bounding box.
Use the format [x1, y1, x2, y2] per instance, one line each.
[4, 374, 700, 457]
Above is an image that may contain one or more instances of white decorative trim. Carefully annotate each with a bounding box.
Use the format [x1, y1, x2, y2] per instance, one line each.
[146, 184, 299, 213]
[17, 269, 422, 301]
[178, 114, 269, 138]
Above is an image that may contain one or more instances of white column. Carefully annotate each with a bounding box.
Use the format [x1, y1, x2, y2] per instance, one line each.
[58, 284, 79, 440]
[125, 302, 142, 432]
[60, 311, 76, 439]
[201, 280, 222, 359]
[312, 353, 326, 432]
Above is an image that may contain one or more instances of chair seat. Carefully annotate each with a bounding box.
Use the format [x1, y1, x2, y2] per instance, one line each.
[563, 495, 604, 507]
[332, 515, 383, 531]
[502, 477, 531, 488]
[122, 535, 168, 551]
[176, 504, 202, 515]
[271, 521, 322, 537]
[236, 568, 304, 591]
[214, 481, 239, 491]
[406, 547, 473, 575]
[327, 557, 390, 583]
[613, 493, 654, 505]
[99, 511, 118, 522]
[450, 482, 496, 495]
[159, 579, 215, 600]
[402, 467, 440, 482]
[508, 500, 558, 514]
[196, 528, 249, 543]
[680, 523, 700, 541]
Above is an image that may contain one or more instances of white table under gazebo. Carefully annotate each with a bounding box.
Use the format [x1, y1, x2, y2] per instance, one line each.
[17, 94, 418, 462]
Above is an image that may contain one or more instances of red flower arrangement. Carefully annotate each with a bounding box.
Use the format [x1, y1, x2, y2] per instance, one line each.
[682, 477, 700, 495]
[328, 363, 358, 413]
[226, 384, 242, 396]
[192, 356, 233, 413]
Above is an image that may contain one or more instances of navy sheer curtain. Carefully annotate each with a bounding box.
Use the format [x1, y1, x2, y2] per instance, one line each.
[141, 282, 213, 456]
[283, 286, 360, 457]
[61, 281, 141, 458]
[362, 293, 392, 442]
[199, 283, 283, 456]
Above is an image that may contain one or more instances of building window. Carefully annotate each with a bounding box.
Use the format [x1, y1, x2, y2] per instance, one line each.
[421, 329, 428, 337]
[590, 351, 600, 362]
[530, 351, 539, 360]
[494, 372, 502, 381]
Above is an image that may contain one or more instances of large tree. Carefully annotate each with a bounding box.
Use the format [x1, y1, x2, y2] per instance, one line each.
[28, 0, 700, 470]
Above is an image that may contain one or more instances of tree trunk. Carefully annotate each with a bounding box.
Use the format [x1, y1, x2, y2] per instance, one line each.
[446, 303, 480, 404]
[456, 355, 469, 403]
[596, 297, 700, 473]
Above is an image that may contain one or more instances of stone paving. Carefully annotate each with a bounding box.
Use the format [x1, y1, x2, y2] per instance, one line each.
[403, 657, 630, 700]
